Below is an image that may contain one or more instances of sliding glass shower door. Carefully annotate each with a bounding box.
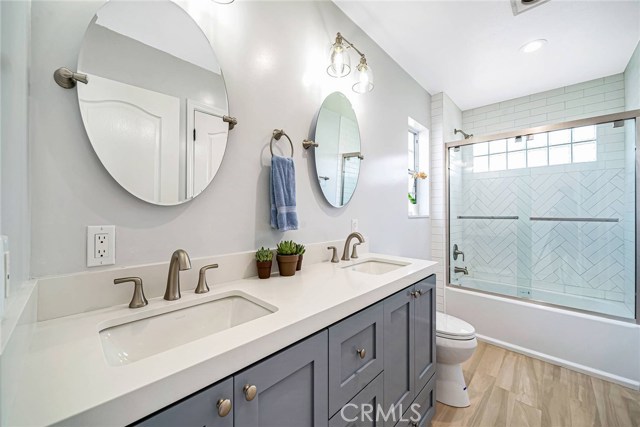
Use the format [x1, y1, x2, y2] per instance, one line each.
[448, 116, 637, 319]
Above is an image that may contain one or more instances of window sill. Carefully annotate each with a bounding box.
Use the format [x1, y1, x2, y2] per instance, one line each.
[408, 214, 430, 219]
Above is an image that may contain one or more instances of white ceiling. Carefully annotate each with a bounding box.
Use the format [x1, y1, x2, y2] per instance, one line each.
[334, 0, 640, 110]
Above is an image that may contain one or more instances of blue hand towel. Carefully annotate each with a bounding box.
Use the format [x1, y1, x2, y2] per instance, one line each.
[270, 155, 299, 231]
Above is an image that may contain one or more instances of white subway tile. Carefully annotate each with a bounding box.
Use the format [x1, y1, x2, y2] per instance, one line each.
[565, 77, 604, 93]
[546, 90, 584, 104]
[604, 73, 624, 83]
[566, 93, 605, 109]
[531, 102, 566, 115]
[514, 98, 547, 112]
[530, 86, 565, 101]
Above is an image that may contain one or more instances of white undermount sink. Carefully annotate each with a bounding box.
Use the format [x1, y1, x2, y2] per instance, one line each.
[99, 292, 276, 366]
[342, 258, 409, 275]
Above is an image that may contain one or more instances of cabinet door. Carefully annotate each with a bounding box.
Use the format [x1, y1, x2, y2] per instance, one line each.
[234, 331, 328, 427]
[329, 302, 384, 416]
[383, 288, 415, 427]
[413, 275, 436, 393]
[329, 374, 384, 427]
[134, 377, 233, 427]
[393, 374, 435, 427]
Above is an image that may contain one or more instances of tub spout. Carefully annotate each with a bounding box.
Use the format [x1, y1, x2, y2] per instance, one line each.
[454, 266, 468, 275]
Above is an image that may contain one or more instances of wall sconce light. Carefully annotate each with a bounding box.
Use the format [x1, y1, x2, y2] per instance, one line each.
[327, 32, 374, 93]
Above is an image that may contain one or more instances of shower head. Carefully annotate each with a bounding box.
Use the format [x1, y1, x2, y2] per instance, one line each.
[454, 129, 473, 140]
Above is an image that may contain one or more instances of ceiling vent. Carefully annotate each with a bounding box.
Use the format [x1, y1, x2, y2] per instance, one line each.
[511, 0, 551, 16]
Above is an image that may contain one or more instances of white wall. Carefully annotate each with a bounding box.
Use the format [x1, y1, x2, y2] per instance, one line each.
[1, 0, 31, 289]
[461, 74, 626, 137]
[29, 0, 432, 278]
[430, 93, 462, 312]
[625, 41, 640, 111]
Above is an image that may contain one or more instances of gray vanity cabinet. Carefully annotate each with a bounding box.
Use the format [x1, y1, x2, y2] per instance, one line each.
[383, 288, 415, 426]
[383, 275, 436, 427]
[329, 373, 384, 427]
[134, 377, 234, 427]
[393, 375, 436, 427]
[328, 302, 384, 417]
[233, 330, 329, 427]
[132, 275, 436, 427]
[413, 276, 436, 393]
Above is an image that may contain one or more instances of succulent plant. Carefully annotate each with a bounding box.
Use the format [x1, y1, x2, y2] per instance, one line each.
[295, 243, 306, 255]
[255, 247, 273, 262]
[277, 240, 298, 256]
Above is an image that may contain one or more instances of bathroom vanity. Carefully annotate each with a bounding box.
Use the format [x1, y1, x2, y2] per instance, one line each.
[135, 275, 435, 427]
[7, 251, 438, 426]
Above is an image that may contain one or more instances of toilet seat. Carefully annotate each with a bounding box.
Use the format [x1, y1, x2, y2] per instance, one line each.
[436, 312, 475, 341]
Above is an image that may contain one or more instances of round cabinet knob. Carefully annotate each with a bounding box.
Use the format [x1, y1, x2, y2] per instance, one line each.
[415, 289, 423, 296]
[216, 398, 232, 417]
[243, 384, 257, 401]
[410, 291, 419, 298]
[356, 348, 366, 359]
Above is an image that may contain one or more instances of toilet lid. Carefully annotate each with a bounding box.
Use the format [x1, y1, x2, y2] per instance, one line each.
[436, 312, 475, 340]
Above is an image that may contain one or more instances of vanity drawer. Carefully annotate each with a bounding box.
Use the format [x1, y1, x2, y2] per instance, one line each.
[329, 373, 384, 427]
[133, 377, 233, 427]
[329, 302, 384, 416]
[394, 375, 435, 427]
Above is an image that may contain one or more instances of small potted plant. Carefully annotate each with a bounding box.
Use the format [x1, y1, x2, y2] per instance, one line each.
[255, 247, 273, 279]
[276, 240, 299, 277]
[295, 243, 306, 271]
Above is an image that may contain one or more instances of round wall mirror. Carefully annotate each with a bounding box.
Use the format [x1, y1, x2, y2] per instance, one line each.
[313, 92, 362, 207]
[77, 0, 230, 205]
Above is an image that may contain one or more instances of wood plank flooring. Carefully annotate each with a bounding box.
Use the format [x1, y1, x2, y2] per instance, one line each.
[431, 341, 640, 427]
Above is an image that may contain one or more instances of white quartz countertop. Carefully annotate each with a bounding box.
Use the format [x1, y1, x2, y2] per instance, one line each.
[9, 253, 437, 427]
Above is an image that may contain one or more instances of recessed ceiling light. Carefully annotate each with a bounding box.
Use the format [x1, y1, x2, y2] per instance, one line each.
[520, 39, 547, 53]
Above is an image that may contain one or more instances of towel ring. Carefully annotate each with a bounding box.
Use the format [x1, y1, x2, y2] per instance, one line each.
[270, 129, 294, 157]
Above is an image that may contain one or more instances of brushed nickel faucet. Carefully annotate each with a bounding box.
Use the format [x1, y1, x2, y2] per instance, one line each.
[342, 232, 365, 261]
[454, 266, 468, 275]
[164, 249, 191, 301]
[114, 277, 148, 309]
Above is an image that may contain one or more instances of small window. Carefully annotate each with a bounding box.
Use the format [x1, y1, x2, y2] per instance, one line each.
[472, 125, 596, 172]
[407, 117, 429, 217]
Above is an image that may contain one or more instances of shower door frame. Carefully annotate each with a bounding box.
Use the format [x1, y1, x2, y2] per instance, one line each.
[444, 109, 640, 324]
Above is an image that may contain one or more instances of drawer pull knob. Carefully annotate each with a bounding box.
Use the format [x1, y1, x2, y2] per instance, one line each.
[243, 384, 257, 401]
[216, 398, 232, 417]
[356, 348, 366, 359]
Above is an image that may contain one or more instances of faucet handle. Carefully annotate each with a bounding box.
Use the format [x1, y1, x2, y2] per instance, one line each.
[114, 277, 148, 309]
[350, 242, 361, 259]
[327, 246, 339, 263]
[196, 264, 219, 294]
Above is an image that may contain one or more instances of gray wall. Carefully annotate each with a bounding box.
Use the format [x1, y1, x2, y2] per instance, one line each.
[29, 0, 432, 277]
[1, 0, 31, 287]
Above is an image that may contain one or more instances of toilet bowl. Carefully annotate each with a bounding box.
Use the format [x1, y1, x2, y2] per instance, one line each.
[435, 312, 477, 408]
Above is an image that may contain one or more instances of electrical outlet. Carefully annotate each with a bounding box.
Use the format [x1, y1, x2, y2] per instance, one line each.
[87, 226, 115, 267]
[351, 219, 359, 232]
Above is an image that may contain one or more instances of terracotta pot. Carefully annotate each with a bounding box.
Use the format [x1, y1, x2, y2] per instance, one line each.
[296, 254, 304, 271]
[277, 254, 299, 277]
[256, 260, 272, 279]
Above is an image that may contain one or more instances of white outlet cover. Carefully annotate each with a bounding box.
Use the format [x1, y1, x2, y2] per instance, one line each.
[351, 219, 359, 232]
[87, 225, 116, 267]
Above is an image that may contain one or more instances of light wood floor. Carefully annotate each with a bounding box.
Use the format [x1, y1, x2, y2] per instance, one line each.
[431, 341, 640, 427]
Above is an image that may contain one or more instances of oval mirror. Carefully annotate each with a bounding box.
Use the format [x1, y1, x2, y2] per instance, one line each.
[77, 0, 229, 205]
[314, 92, 362, 207]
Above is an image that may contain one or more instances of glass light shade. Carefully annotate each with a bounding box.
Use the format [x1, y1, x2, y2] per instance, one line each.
[327, 42, 351, 78]
[352, 61, 374, 93]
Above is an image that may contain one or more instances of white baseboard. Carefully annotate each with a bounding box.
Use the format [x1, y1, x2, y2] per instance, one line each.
[476, 333, 640, 391]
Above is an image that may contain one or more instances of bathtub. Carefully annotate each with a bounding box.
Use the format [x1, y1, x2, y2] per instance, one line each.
[446, 285, 640, 389]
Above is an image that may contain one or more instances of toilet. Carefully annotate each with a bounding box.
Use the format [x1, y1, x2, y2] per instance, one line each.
[435, 312, 477, 408]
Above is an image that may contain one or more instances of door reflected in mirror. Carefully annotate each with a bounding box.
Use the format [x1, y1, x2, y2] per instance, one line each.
[77, 0, 229, 205]
[314, 92, 362, 207]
